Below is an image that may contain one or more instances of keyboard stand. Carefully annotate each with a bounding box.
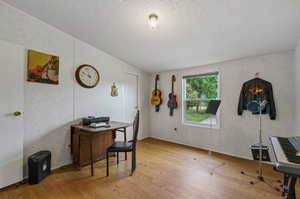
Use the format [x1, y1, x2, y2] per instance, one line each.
[278, 173, 298, 199]
[287, 176, 297, 199]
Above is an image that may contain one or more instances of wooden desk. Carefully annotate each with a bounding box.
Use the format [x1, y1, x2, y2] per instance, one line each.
[71, 121, 130, 176]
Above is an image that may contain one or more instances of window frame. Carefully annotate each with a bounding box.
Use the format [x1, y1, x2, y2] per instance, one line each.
[182, 71, 221, 129]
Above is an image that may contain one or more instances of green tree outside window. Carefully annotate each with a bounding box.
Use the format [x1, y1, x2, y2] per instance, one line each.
[184, 74, 218, 124]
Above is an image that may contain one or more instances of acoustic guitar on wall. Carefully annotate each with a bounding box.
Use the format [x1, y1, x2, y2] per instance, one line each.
[150, 74, 162, 112]
[167, 75, 178, 116]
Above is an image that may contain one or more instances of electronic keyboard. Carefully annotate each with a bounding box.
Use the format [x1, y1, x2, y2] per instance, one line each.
[270, 136, 300, 176]
[270, 136, 300, 198]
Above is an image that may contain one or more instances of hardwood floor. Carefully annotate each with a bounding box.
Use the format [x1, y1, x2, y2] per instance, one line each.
[1, 138, 298, 199]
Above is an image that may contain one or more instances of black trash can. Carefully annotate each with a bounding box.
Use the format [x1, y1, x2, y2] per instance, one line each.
[28, 151, 51, 184]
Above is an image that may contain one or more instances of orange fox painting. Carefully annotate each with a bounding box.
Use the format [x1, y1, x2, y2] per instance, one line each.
[27, 50, 59, 85]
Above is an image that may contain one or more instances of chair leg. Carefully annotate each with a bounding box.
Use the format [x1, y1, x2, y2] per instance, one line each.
[131, 150, 136, 176]
[124, 128, 127, 161]
[106, 151, 109, 177]
[134, 151, 136, 171]
[117, 152, 119, 165]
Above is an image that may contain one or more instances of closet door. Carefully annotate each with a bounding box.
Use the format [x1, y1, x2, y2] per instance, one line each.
[0, 40, 24, 188]
[123, 73, 138, 141]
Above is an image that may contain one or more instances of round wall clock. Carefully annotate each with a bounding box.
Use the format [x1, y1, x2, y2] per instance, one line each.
[75, 65, 100, 88]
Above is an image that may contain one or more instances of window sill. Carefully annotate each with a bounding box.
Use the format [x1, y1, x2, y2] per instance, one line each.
[183, 122, 220, 130]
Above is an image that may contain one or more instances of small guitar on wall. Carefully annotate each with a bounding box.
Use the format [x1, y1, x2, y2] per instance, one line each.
[150, 74, 162, 112]
[167, 75, 178, 116]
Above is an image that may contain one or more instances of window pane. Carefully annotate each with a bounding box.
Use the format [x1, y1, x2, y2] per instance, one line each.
[186, 75, 218, 100]
[185, 100, 217, 125]
[183, 73, 219, 126]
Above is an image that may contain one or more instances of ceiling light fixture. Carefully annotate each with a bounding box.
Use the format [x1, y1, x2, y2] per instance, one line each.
[148, 14, 159, 29]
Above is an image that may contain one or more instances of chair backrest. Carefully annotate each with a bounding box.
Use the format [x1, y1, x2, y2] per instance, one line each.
[132, 110, 140, 148]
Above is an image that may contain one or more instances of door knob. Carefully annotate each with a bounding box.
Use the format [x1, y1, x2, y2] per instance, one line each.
[14, 111, 22, 116]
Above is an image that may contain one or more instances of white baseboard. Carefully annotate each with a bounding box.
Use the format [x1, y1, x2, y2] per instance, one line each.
[150, 136, 267, 162]
[138, 135, 150, 141]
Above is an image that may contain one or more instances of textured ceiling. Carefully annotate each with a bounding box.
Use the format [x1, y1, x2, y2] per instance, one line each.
[3, 0, 300, 72]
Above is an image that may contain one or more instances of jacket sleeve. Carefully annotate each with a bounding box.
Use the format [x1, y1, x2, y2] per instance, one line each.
[238, 84, 245, 115]
[268, 83, 276, 120]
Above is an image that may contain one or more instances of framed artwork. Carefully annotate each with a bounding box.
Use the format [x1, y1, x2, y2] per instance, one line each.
[27, 50, 59, 85]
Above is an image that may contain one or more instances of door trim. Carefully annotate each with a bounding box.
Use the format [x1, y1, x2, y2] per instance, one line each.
[123, 72, 139, 112]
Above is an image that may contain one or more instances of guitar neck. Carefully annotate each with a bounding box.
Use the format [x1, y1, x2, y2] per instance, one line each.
[154, 75, 159, 90]
[172, 79, 175, 94]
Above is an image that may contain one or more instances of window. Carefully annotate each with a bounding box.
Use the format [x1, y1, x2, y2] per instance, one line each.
[182, 72, 220, 127]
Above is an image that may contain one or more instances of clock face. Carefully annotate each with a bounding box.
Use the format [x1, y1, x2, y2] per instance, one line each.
[75, 65, 100, 88]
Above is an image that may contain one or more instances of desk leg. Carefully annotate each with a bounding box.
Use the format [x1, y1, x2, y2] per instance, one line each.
[287, 176, 297, 199]
[90, 136, 94, 176]
[124, 127, 127, 160]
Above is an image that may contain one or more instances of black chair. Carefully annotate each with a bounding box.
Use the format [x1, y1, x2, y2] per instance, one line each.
[115, 127, 128, 160]
[106, 110, 139, 176]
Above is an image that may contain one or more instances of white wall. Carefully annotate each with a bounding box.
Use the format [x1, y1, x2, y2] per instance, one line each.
[0, 1, 150, 176]
[150, 51, 295, 159]
[295, 40, 300, 134]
